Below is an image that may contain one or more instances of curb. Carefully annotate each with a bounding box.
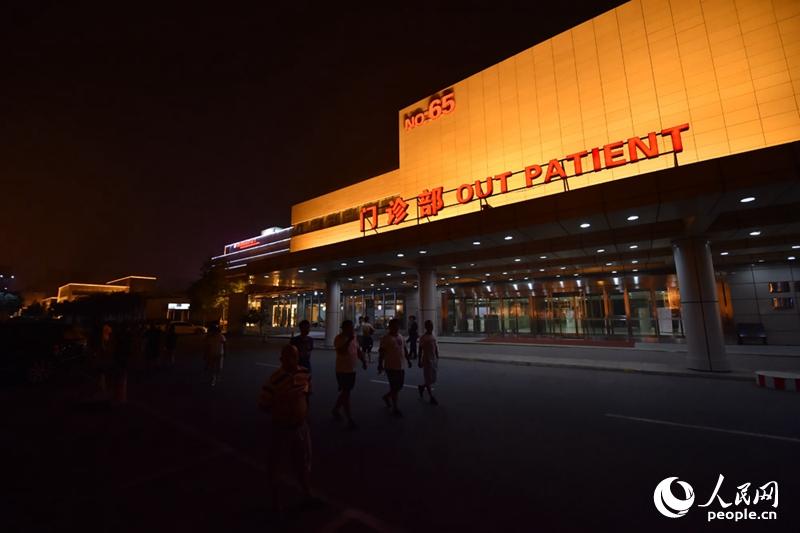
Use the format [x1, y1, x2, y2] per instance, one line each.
[755, 371, 800, 391]
[438, 354, 754, 382]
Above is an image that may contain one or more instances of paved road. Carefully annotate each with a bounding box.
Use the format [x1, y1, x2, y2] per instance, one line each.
[3, 336, 798, 532]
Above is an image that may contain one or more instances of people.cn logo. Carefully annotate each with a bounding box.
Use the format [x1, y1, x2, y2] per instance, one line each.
[654, 477, 695, 518]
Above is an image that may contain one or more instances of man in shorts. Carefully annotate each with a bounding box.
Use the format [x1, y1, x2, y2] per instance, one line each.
[259, 344, 313, 511]
[333, 320, 367, 430]
[378, 318, 411, 417]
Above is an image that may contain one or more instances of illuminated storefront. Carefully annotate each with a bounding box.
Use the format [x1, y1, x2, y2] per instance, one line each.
[216, 0, 800, 370]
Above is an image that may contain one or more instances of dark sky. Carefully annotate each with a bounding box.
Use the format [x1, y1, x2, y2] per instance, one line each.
[1, 1, 621, 294]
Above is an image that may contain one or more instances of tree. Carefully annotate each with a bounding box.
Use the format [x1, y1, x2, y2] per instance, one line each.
[188, 258, 230, 324]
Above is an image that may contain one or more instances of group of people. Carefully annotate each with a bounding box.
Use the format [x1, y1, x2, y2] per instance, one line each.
[258, 316, 440, 510]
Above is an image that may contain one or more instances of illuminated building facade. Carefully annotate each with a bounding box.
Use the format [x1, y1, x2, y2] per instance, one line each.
[217, 0, 800, 369]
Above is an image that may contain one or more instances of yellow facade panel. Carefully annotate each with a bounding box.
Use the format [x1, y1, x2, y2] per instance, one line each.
[773, 0, 800, 20]
[764, 124, 800, 145]
[756, 81, 796, 106]
[752, 70, 793, 91]
[292, 0, 800, 252]
[761, 109, 800, 133]
[728, 132, 766, 154]
[777, 15, 800, 44]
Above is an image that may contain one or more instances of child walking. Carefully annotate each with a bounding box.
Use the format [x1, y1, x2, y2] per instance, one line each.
[417, 320, 439, 405]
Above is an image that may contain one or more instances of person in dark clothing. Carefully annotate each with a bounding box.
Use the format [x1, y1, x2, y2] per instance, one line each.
[407, 315, 419, 360]
[111, 323, 132, 404]
[164, 324, 177, 365]
[144, 323, 162, 372]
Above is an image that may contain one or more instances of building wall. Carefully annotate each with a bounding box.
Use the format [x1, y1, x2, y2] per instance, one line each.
[291, 0, 800, 251]
[725, 263, 800, 345]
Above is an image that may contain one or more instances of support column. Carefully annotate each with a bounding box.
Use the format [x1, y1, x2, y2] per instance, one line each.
[324, 279, 341, 348]
[418, 267, 439, 335]
[672, 237, 729, 371]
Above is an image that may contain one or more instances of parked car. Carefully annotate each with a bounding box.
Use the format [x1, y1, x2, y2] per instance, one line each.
[169, 321, 207, 335]
[0, 319, 87, 384]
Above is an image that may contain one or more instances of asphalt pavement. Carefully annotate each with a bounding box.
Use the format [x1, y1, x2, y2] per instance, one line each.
[2, 335, 798, 532]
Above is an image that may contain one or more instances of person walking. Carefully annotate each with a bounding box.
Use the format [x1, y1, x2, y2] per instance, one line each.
[290, 320, 314, 400]
[112, 322, 132, 405]
[144, 322, 161, 374]
[358, 315, 375, 363]
[406, 315, 419, 360]
[164, 323, 177, 366]
[332, 320, 367, 430]
[259, 344, 314, 511]
[378, 318, 410, 417]
[204, 323, 226, 387]
[417, 320, 440, 405]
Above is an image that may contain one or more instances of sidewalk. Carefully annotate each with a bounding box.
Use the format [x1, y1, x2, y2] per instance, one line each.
[261, 333, 800, 382]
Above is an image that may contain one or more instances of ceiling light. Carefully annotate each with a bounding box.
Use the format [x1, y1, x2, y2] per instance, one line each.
[740, 196, 756, 203]
[397, 253, 405, 257]
[560, 266, 566, 270]
[632, 269, 638, 272]
[789, 256, 797, 261]
[539, 255, 547, 259]
[454, 276, 460, 279]
[793, 245, 800, 249]
[347, 278, 353, 281]
[298, 269, 304, 273]
[340, 262, 347, 266]
[504, 235, 513, 241]
[485, 273, 490, 276]
[502, 271, 508, 275]
[311, 267, 318, 271]
[580, 222, 591, 228]
[612, 270, 617, 274]
[357, 259, 364, 264]
[749, 231, 761, 236]
[386, 273, 392, 277]
[606, 262, 613, 266]
[359, 276, 364, 279]
[451, 265, 457, 269]
[596, 249, 605, 253]
[418, 250, 427, 254]
[514, 258, 521, 262]
[400, 271, 406, 274]
[473, 241, 481, 245]
[629, 244, 638, 249]
[720, 252, 729, 256]
[539, 268, 545, 272]
[627, 215, 639, 221]
[631, 260, 638, 264]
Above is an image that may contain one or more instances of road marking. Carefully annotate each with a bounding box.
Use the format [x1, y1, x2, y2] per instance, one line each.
[606, 413, 800, 444]
[370, 379, 421, 390]
[255, 362, 280, 368]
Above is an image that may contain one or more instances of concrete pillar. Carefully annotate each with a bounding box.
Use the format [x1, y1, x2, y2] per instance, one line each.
[418, 267, 439, 335]
[672, 237, 729, 371]
[324, 279, 341, 348]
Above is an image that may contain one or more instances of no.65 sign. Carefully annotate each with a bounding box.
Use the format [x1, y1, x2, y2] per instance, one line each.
[404, 91, 455, 131]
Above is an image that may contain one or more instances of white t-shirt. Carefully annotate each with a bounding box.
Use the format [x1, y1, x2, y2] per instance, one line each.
[334, 334, 360, 373]
[419, 333, 438, 368]
[379, 333, 407, 370]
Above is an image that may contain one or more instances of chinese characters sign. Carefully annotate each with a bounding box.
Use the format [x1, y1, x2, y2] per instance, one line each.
[360, 123, 690, 234]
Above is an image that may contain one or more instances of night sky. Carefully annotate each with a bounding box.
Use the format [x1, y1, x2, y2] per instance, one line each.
[1, 1, 621, 294]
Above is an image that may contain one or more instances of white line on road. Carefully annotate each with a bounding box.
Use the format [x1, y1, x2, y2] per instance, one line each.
[370, 379, 419, 390]
[605, 413, 800, 444]
[255, 362, 280, 368]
